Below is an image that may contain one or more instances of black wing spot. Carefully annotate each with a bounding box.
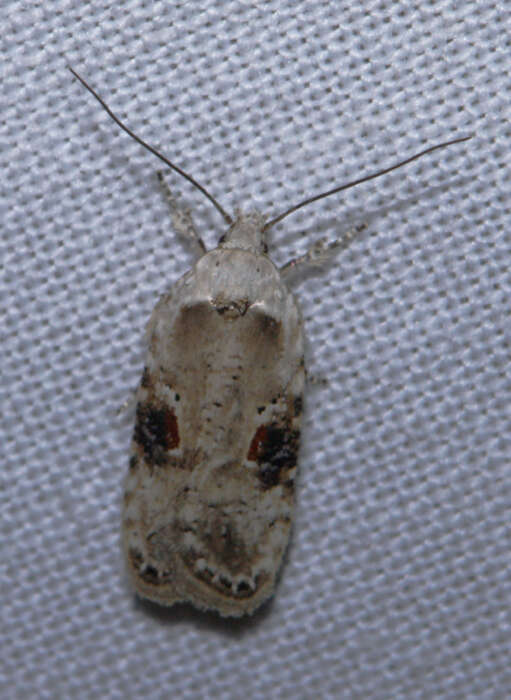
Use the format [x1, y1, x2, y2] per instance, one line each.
[133, 402, 180, 463]
[141, 564, 159, 583]
[248, 423, 300, 488]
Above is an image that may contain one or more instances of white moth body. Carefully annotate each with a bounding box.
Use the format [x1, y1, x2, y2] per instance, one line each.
[122, 212, 305, 616]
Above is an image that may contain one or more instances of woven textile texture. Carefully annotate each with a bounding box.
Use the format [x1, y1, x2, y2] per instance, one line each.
[2, 1, 510, 698]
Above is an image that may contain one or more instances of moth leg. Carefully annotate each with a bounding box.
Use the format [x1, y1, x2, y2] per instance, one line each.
[157, 171, 207, 256]
[280, 223, 367, 277]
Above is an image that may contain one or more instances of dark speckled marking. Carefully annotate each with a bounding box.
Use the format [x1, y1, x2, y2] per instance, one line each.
[140, 564, 159, 584]
[133, 402, 180, 463]
[129, 547, 144, 568]
[141, 366, 151, 388]
[129, 549, 170, 586]
[214, 299, 250, 316]
[247, 423, 300, 488]
[219, 575, 232, 590]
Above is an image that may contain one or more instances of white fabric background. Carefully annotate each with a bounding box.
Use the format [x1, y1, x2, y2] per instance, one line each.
[2, 1, 509, 698]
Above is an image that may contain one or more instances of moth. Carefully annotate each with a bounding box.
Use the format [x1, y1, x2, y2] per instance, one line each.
[70, 67, 471, 616]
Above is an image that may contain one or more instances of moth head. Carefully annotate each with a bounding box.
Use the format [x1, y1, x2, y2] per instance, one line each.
[218, 210, 269, 254]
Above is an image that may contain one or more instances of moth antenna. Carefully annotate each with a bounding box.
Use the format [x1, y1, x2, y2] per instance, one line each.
[263, 134, 474, 231]
[68, 66, 233, 226]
